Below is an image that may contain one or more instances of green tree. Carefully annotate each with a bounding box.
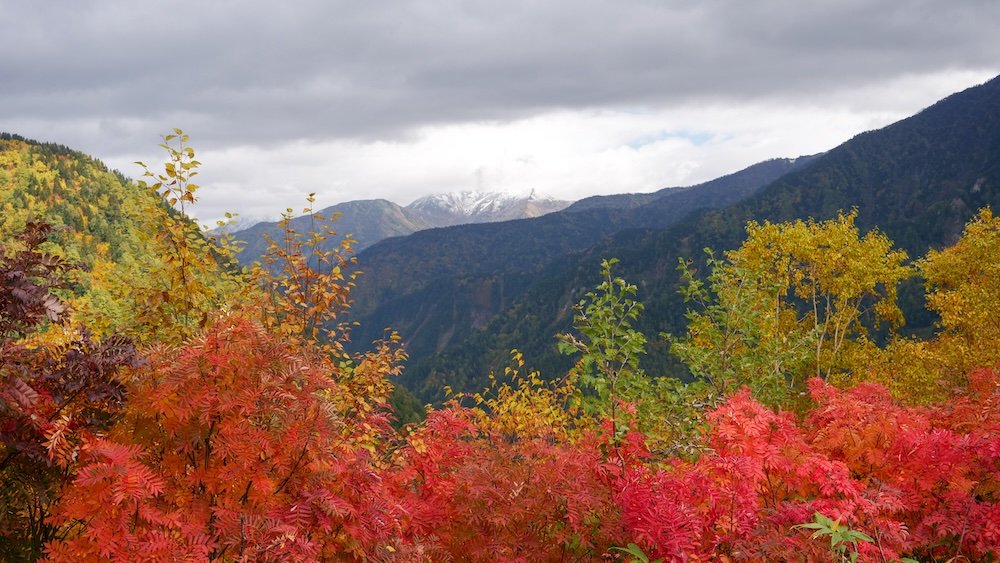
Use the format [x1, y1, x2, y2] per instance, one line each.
[558, 259, 709, 456]
[558, 259, 646, 436]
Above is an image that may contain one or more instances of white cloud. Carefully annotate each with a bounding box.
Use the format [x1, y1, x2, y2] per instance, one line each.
[97, 69, 994, 223]
[4, 1, 998, 224]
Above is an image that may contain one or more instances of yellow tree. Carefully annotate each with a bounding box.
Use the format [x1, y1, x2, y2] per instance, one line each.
[672, 211, 911, 406]
[922, 208, 1000, 370]
[862, 209, 1000, 401]
[80, 130, 243, 345]
[244, 194, 406, 447]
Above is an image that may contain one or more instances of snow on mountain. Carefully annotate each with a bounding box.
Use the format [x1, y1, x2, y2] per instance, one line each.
[227, 189, 573, 265]
[409, 191, 517, 216]
[207, 213, 277, 234]
[407, 189, 569, 224]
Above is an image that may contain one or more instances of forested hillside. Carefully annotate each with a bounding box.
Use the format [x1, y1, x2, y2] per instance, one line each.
[0, 133, 239, 342]
[345, 156, 812, 369]
[404, 75, 1000, 401]
[0, 134, 154, 266]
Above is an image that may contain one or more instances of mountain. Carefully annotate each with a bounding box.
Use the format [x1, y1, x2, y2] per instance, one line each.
[408, 189, 569, 224]
[401, 75, 1000, 401]
[0, 133, 159, 267]
[230, 190, 570, 265]
[344, 156, 813, 391]
[562, 156, 820, 214]
[232, 199, 429, 266]
[563, 191, 662, 212]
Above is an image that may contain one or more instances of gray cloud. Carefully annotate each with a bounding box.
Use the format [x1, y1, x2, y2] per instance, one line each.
[3, 0, 998, 152]
[2, 0, 998, 222]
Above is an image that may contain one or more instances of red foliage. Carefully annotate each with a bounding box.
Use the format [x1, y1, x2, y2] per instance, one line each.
[0, 222, 67, 340]
[45, 317, 404, 561]
[38, 314, 1000, 561]
[609, 376, 999, 561]
[1, 222, 136, 561]
[806, 369, 1000, 561]
[612, 389, 878, 562]
[389, 409, 627, 561]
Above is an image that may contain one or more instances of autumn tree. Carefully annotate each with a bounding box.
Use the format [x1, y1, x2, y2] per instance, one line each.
[609, 372, 1000, 561]
[97, 130, 242, 345]
[44, 316, 410, 561]
[1, 222, 136, 561]
[846, 208, 1000, 402]
[43, 132, 412, 561]
[389, 356, 629, 561]
[252, 194, 357, 353]
[805, 371, 1000, 561]
[244, 194, 406, 448]
[921, 208, 1000, 359]
[671, 211, 911, 406]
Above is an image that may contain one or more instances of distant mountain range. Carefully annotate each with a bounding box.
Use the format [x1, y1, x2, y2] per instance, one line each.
[230, 190, 569, 265]
[409, 189, 568, 224]
[342, 156, 816, 396]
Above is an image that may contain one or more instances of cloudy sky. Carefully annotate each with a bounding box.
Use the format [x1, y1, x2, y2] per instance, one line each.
[2, 1, 998, 223]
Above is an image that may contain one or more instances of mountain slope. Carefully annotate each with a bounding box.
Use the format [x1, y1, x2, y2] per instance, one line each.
[231, 191, 571, 265]
[564, 191, 663, 212]
[563, 156, 818, 215]
[233, 199, 430, 265]
[0, 133, 160, 267]
[404, 75, 1000, 401]
[630, 155, 821, 229]
[345, 156, 811, 375]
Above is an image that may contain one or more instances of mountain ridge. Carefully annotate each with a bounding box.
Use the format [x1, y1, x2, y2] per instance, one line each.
[400, 75, 1000, 401]
[344, 155, 814, 375]
[408, 189, 568, 223]
[230, 190, 571, 265]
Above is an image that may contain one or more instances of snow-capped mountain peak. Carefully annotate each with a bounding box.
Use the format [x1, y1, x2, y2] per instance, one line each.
[409, 191, 514, 216]
[406, 190, 570, 225]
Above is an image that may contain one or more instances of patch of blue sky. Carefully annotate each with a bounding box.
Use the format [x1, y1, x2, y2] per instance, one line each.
[626, 130, 714, 149]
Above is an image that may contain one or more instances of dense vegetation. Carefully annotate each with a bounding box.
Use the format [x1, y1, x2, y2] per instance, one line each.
[1, 129, 998, 561]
